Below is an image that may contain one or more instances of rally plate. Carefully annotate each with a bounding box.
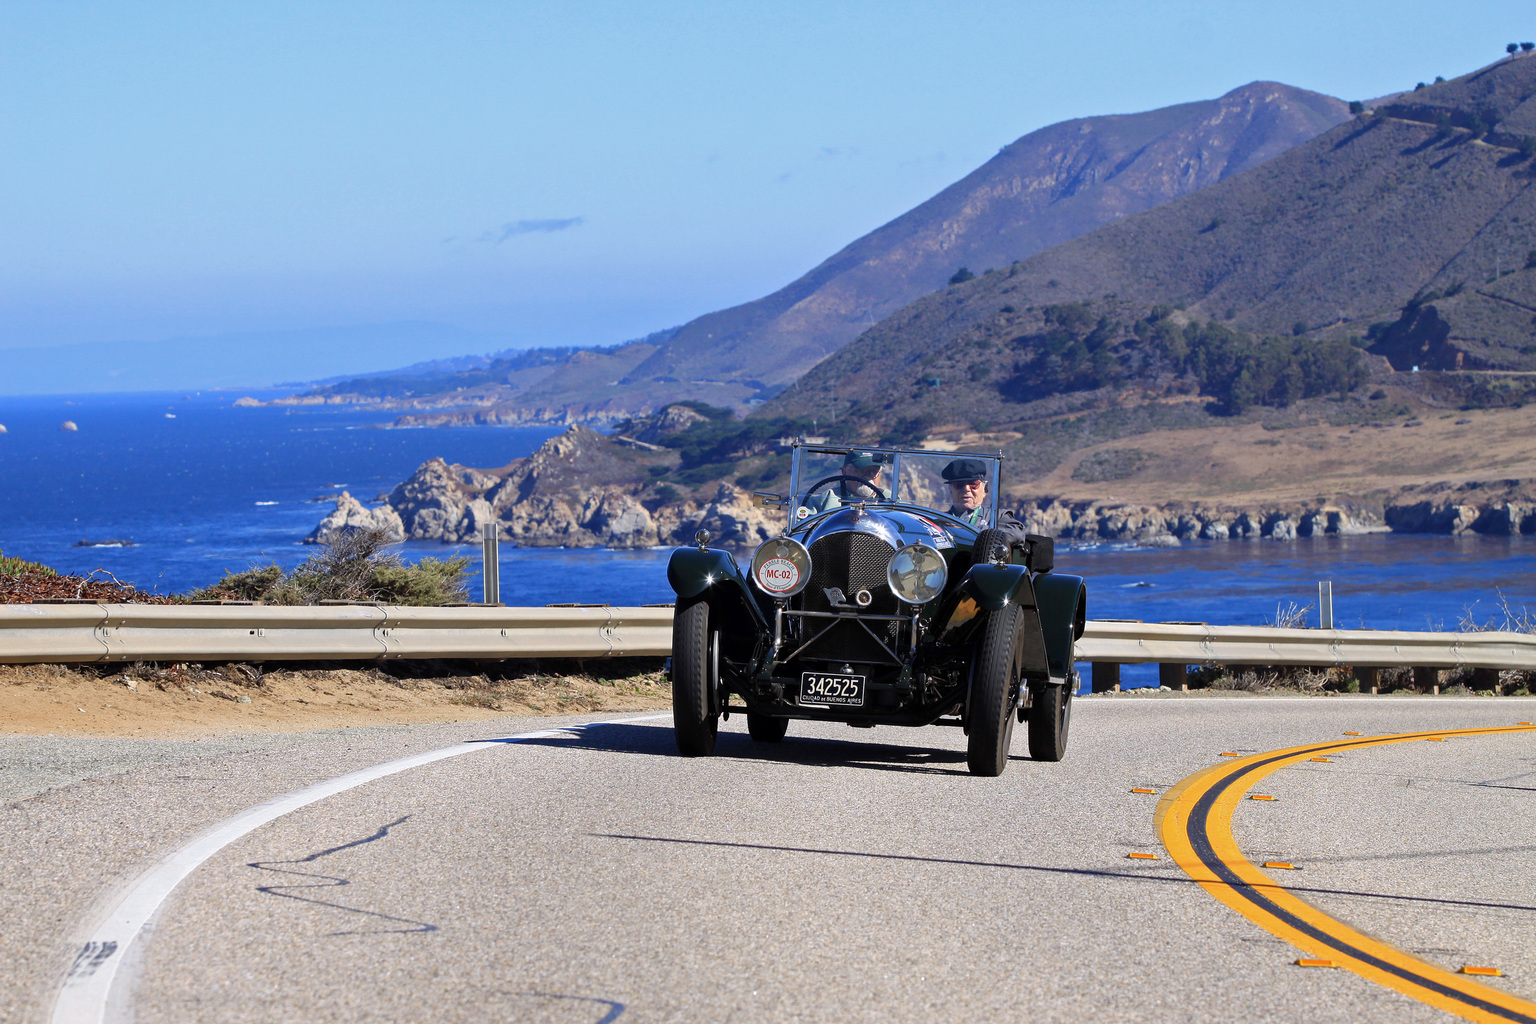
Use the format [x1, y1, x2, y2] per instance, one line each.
[798, 671, 866, 707]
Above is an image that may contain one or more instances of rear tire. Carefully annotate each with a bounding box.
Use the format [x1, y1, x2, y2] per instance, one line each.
[1027, 680, 1072, 761]
[967, 604, 1024, 776]
[671, 600, 718, 756]
[747, 713, 789, 743]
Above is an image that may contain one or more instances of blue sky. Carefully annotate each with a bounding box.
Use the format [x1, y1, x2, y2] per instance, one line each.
[3, 1, 1534, 358]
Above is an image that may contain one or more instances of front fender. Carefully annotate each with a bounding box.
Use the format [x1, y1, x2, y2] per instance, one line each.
[1035, 573, 1086, 680]
[957, 562, 1035, 612]
[668, 546, 747, 601]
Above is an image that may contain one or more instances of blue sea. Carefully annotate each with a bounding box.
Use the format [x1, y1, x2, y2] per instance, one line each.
[1, 391, 1533, 686]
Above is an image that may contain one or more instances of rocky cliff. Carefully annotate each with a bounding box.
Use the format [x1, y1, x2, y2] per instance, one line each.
[304, 491, 405, 545]
[311, 425, 782, 549]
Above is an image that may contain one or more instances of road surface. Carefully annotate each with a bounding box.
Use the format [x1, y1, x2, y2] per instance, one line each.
[5, 694, 1535, 1023]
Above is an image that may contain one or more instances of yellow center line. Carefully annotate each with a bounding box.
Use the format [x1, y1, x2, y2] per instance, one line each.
[1154, 725, 1536, 1024]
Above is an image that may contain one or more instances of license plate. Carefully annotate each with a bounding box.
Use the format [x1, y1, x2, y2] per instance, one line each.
[799, 671, 866, 707]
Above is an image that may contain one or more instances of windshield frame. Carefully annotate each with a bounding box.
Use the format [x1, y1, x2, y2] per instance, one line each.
[786, 442, 1002, 531]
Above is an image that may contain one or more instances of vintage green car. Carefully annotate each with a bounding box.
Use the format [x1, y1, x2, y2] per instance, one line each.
[666, 443, 1087, 776]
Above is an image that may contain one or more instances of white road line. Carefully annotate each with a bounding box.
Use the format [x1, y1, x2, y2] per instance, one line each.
[50, 713, 672, 1024]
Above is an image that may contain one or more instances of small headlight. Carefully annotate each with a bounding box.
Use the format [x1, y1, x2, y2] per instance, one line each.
[887, 543, 947, 605]
[751, 537, 812, 596]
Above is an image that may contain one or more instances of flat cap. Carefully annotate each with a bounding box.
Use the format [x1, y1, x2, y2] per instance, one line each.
[843, 450, 888, 469]
[942, 458, 989, 483]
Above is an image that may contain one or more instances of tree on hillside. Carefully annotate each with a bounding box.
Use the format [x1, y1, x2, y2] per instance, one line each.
[949, 267, 976, 285]
[1509, 43, 1520, 55]
[1523, 42, 1535, 51]
[1349, 101, 1365, 115]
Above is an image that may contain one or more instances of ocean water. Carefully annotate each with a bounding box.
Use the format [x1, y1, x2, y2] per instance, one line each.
[0, 391, 561, 594]
[1, 393, 1533, 688]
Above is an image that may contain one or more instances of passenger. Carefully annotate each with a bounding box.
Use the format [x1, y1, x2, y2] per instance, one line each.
[803, 450, 888, 513]
[942, 457, 1031, 548]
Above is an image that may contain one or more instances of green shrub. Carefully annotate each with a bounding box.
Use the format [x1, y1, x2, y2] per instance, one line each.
[0, 551, 56, 578]
[949, 267, 976, 285]
[191, 529, 470, 606]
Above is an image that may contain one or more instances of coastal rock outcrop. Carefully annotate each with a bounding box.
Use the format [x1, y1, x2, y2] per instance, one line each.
[304, 492, 406, 545]
[366, 425, 777, 549]
[308, 421, 1536, 550]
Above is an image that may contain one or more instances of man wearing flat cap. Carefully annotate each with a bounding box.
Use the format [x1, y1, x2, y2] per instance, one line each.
[943, 457, 1031, 547]
[803, 450, 888, 513]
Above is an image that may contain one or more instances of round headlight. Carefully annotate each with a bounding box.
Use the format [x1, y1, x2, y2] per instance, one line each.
[887, 543, 947, 605]
[751, 537, 812, 596]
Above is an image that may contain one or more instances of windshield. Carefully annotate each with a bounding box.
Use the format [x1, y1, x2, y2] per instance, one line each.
[787, 445, 1001, 530]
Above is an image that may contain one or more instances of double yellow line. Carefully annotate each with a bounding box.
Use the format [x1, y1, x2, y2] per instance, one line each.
[1156, 726, 1536, 1023]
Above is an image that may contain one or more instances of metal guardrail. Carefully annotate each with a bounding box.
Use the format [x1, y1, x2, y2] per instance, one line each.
[1077, 620, 1536, 671]
[0, 603, 1532, 670]
[0, 603, 673, 663]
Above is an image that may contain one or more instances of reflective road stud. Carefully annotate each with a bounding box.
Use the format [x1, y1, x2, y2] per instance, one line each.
[1130, 788, 1156, 794]
[1218, 752, 1240, 757]
[1250, 794, 1277, 801]
[1344, 731, 1362, 736]
[1127, 852, 1158, 860]
[1309, 756, 1332, 762]
[1460, 966, 1504, 977]
[1297, 959, 1338, 968]
[1263, 862, 1298, 870]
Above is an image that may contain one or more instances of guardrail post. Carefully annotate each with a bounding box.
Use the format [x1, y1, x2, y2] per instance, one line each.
[1471, 667, 1500, 693]
[1357, 666, 1379, 693]
[1091, 662, 1121, 693]
[1159, 662, 1187, 691]
[1412, 666, 1439, 693]
[482, 524, 501, 606]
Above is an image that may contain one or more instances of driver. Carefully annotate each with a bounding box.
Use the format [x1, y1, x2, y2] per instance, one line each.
[943, 457, 1031, 546]
[802, 450, 888, 513]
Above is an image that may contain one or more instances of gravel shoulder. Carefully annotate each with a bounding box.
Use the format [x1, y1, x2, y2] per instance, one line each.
[0, 661, 671, 741]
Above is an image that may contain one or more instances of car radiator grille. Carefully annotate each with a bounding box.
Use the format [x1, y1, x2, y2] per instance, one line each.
[797, 532, 901, 664]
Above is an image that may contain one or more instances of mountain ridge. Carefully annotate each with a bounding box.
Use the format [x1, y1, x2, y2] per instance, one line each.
[622, 81, 1350, 387]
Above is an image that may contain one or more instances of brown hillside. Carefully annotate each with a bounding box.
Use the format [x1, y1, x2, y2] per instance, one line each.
[622, 82, 1348, 388]
[819, 55, 1536, 373]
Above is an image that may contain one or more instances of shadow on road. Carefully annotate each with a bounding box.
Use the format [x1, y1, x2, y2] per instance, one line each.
[484, 721, 973, 775]
[591, 834, 1536, 914]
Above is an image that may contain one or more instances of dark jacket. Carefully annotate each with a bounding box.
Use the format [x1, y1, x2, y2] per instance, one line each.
[948, 506, 1031, 548]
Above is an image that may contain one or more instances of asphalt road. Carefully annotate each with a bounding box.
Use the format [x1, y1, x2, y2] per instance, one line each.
[7, 695, 1536, 1023]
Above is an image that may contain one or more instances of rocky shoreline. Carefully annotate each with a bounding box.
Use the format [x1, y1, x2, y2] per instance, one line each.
[306, 424, 1536, 550]
[1013, 480, 1536, 545]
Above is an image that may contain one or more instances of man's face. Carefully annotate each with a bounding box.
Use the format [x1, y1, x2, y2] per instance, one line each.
[948, 478, 986, 510]
[846, 462, 883, 484]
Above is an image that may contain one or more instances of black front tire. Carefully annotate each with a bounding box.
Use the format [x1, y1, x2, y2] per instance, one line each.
[1027, 681, 1072, 761]
[967, 604, 1024, 776]
[747, 713, 789, 743]
[671, 600, 718, 756]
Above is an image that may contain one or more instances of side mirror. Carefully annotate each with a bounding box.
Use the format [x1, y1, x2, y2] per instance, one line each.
[1025, 534, 1054, 574]
[752, 491, 787, 509]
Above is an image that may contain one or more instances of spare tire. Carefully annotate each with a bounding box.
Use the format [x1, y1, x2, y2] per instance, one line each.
[971, 528, 1015, 566]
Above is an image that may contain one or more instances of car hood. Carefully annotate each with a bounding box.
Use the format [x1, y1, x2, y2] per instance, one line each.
[799, 504, 963, 550]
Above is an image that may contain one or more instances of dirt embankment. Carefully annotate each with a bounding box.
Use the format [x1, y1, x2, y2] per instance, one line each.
[0, 660, 671, 740]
